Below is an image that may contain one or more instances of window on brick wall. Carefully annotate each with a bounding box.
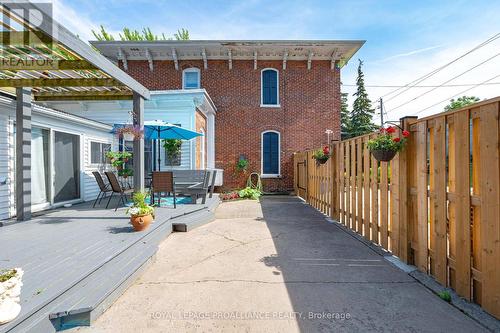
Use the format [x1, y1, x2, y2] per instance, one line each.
[261, 68, 279, 106]
[183, 67, 200, 89]
[261, 131, 280, 177]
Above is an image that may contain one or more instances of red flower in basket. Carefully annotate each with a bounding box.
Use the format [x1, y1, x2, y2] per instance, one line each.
[402, 130, 410, 138]
[379, 127, 386, 133]
[393, 137, 401, 143]
[386, 126, 396, 134]
[322, 146, 330, 155]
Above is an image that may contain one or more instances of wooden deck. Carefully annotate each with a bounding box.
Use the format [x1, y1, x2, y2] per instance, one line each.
[0, 195, 219, 332]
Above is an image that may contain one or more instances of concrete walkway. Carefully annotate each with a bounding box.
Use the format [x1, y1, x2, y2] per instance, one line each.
[76, 196, 486, 332]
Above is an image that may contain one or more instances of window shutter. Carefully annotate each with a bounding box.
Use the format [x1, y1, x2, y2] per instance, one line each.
[262, 70, 278, 105]
[263, 132, 279, 174]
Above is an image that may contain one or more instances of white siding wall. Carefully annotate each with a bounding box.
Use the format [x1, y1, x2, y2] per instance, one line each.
[0, 97, 114, 220]
[0, 113, 11, 220]
[83, 135, 116, 202]
[56, 98, 196, 171]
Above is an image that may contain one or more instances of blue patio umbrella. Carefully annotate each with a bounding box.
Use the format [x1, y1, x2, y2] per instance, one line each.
[113, 120, 203, 171]
[144, 120, 203, 171]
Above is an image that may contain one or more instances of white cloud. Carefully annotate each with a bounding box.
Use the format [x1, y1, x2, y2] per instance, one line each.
[342, 34, 500, 124]
[51, 0, 120, 42]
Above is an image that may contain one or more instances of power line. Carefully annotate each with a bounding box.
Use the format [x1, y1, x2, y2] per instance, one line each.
[380, 32, 500, 102]
[386, 52, 500, 113]
[411, 73, 500, 116]
[341, 82, 500, 88]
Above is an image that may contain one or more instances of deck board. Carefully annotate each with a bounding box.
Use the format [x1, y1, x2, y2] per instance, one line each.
[0, 195, 219, 332]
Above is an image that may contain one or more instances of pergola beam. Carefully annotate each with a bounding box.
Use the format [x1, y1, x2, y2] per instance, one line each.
[34, 90, 133, 101]
[0, 78, 121, 87]
[0, 30, 54, 46]
[16, 87, 32, 221]
[0, 59, 97, 71]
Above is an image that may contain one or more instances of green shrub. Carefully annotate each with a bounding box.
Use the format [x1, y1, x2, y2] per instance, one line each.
[438, 290, 451, 302]
[238, 187, 261, 200]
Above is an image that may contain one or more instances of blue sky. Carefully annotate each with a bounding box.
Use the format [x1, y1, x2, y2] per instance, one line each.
[55, 0, 500, 121]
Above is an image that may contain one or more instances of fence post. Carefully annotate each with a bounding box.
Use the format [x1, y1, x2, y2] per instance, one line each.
[397, 116, 418, 263]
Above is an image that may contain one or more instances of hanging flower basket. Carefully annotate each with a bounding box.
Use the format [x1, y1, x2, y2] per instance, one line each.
[115, 125, 143, 141]
[312, 146, 330, 165]
[371, 149, 397, 162]
[367, 126, 410, 162]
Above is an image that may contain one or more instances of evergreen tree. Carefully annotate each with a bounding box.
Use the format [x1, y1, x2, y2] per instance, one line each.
[349, 59, 376, 137]
[340, 92, 351, 140]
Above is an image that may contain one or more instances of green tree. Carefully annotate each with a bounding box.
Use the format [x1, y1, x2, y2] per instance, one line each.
[444, 95, 480, 112]
[349, 59, 376, 138]
[340, 92, 351, 140]
[92, 26, 189, 41]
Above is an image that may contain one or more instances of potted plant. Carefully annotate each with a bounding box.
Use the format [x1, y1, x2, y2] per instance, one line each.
[235, 156, 249, 173]
[312, 146, 330, 164]
[367, 126, 410, 162]
[163, 139, 182, 167]
[126, 192, 155, 232]
[118, 168, 133, 179]
[116, 125, 143, 141]
[106, 151, 132, 171]
[0, 268, 23, 325]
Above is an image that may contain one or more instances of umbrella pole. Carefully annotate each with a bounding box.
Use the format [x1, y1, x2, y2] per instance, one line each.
[157, 127, 161, 171]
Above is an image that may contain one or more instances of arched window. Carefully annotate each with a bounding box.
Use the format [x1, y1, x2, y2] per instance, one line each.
[182, 67, 200, 89]
[261, 68, 279, 106]
[261, 131, 280, 177]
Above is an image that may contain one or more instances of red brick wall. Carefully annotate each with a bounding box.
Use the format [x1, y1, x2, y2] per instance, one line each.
[124, 59, 341, 192]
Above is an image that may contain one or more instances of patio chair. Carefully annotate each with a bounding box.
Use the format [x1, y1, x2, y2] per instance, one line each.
[151, 171, 176, 208]
[92, 171, 112, 208]
[104, 171, 134, 211]
[186, 170, 212, 204]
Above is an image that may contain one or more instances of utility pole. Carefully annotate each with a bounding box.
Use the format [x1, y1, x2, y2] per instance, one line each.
[379, 97, 384, 127]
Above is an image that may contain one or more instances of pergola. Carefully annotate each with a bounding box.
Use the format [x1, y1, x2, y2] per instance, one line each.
[0, 1, 150, 220]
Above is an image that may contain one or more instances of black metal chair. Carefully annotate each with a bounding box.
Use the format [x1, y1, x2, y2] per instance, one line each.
[104, 171, 134, 211]
[92, 171, 112, 208]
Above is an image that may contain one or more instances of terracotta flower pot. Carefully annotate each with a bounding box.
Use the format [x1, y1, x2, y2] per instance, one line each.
[130, 214, 153, 232]
[371, 149, 397, 162]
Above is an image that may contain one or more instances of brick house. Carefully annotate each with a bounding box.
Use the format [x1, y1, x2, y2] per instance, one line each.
[92, 40, 364, 192]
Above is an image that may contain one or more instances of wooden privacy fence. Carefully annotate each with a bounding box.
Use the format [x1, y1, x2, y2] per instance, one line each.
[293, 97, 500, 319]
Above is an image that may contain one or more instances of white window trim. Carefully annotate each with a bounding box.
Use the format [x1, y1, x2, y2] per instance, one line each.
[182, 67, 201, 89]
[261, 130, 281, 178]
[260, 68, 280, 107]
[89, 140, 112, 166]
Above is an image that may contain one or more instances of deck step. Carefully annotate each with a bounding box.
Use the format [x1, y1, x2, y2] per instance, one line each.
[1, 206, 218, 332]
